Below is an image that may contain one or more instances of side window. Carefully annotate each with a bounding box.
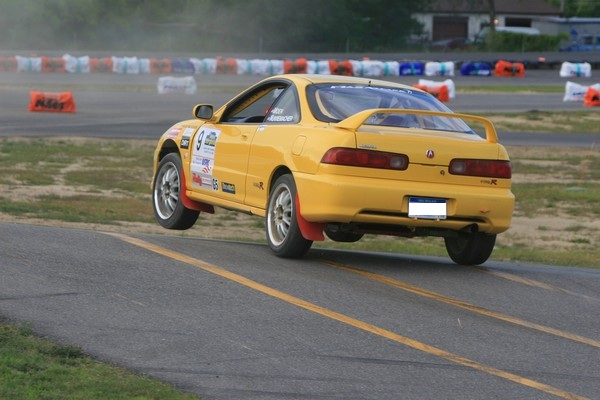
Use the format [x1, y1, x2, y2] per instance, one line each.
[264, 87, 300, 124]
[221, 84, 287, 123]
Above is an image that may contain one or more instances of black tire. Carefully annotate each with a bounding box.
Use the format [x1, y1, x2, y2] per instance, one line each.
[444, 232, 497, 266]
[266, 174, 313, 258]
[152, 153, 199, 230]
[324, 226, 364, 243]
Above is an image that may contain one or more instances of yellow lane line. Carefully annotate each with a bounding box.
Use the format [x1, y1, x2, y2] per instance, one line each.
[106, 232, 588, 400]
[474, 267, 600, 303]
[322, 260, 600, 350]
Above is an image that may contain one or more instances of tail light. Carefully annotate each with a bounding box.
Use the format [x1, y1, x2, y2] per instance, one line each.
[449, 159, 511, 179]
[321, 148, 409, 170]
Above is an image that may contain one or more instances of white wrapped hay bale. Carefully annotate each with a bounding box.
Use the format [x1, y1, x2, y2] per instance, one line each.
[560, 62, 592, 78]
[157, 76, 197, 95]
[425, 61, 455, 76]
[383, 61, 400, 76]
[110, 56, 149, 74]
[350, 59, 386, 77]
[190, 58, 216, 74]
[16, 56, 42, 72]
[237, 59, 285, 75]
[563, 81, 600, 101]
[306, 60, 331, 75]
[62, 54, 90, 73]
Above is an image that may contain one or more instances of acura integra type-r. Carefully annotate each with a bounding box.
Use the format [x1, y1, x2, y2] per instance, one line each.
[152, 74, 514, 265]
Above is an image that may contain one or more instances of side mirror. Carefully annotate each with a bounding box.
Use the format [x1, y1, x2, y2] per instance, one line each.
[193, 104, 214, 120]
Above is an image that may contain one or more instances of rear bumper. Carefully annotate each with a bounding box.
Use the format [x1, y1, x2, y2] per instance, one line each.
[295, 172, 514, 234]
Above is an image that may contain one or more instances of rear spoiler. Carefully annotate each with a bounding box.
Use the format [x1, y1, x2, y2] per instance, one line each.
[335, 108, 499, 144]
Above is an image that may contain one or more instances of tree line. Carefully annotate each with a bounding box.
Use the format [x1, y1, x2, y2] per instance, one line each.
[1, 0, 595, 53]
[0, 0, 432, 53]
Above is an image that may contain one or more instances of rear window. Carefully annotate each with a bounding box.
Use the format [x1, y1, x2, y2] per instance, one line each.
[306, 83, 475, 134]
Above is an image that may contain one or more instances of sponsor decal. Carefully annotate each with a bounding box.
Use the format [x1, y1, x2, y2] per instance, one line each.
[190, 127, 221, 191]
[266, 107, 294, 122]
[192, 172, 203, 185]
[166, 126, 182, 139]
[180, 127, 195, 149]
[222, 182, 236, 194]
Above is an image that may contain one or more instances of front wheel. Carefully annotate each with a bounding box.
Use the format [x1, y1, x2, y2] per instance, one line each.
[266, 174, 312, 258]
[152, 153, 199, 230]
[444, 232, 496, 266]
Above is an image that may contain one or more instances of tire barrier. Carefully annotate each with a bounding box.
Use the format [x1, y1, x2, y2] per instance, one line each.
[494, 60, 525, 77]
[157, 76, 197, 94]
[399, 62, 425, 76]
[89, 57, 113, 73]
[28, 91, 76, 113]
[559, 61, 592, 78]
[563, 81, 600, 104]
[413, 79, 455, 102]
[460, 61, 492, 76]
[150, 58, 172, 74]
[172, 58, 196, 74]
[63, 54, 90, 73]
[5, 53, 595, 79]
[0, 56, 17, 72]
[111, 56, 151, 74]
[16, 56, 42, 72]
[236, 59, 285, 75]
[424, 61, 455, 77]
[584, 86, 600, 107]
[41, 56, 66, 73]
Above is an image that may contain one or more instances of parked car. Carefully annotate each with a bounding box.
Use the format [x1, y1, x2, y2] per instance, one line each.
[151, 74, 514, 265]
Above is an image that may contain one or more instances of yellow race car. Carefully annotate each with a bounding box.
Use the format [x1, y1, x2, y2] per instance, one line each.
[152, 74, 514, 265]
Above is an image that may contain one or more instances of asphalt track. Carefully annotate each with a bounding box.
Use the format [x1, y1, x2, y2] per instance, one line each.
[1, 68, 599, 399]
[0, 70, 599, 147]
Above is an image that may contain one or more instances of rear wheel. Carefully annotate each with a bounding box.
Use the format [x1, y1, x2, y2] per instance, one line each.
[444, 232, 496, 266]
[152, 153, 199, 230]
[266, 174, 312, 258]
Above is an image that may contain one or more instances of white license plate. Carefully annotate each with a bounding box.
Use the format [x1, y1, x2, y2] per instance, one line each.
[408, 197, 447, 220]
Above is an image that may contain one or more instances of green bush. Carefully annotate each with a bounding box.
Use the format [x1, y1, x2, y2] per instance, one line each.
[480, 32, 568, 52]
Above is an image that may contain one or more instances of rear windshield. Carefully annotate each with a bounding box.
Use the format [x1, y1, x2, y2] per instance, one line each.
[306, 83, 475, 134]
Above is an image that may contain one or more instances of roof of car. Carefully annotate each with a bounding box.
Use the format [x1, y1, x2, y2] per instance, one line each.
[270, 73, 418, 91]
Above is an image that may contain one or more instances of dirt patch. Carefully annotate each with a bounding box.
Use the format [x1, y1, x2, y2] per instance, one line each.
[1, 142, 598, 255]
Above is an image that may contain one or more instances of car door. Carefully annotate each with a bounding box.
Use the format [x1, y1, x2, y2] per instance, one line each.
[190, 82, 288, 205]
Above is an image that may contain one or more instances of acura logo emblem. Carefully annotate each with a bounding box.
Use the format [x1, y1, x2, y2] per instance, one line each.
[426, 150, 435, 159]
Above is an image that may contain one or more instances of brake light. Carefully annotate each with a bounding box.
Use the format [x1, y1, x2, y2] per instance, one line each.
[321, 148, 408, 170]
[449, 159, 511, 178]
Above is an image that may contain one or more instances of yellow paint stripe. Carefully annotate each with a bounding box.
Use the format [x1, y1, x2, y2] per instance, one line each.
[322, 260, 600, 350]
[106, 232, 588, 400]
[474, 267, 600, 303]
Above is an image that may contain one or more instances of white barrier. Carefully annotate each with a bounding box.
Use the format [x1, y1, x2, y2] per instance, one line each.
[16, 56, 42, 72]
[157, 76, 197, 94]
[564, 81, 600, 102]
[190, 58, 216, 74]
[425, 61, 455, 77]
[560, 62, 592, 78]
[236, 59, 285, 75]
[112, 56, 151, 74]
[350, 59, 386, 77]
[63, 54, 90, 73]
[307, 60, 331, 75]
